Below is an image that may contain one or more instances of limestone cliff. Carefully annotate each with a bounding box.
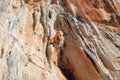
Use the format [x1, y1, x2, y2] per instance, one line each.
[0, 0, 120, 80]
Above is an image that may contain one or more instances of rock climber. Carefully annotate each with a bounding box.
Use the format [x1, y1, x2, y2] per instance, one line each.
[47, 30, 64, 69]
[51, 30, 64, 48]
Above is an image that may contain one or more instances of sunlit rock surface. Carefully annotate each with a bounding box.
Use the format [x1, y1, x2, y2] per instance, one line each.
[0, 0, 120, 80]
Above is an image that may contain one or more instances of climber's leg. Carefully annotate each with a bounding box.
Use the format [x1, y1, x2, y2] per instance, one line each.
[47, 44, 54, 69]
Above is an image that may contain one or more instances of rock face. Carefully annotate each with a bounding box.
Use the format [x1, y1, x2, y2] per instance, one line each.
[0, 0, 120, 80]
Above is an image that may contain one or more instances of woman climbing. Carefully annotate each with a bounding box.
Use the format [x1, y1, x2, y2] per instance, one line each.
[47, 30, 64, 69]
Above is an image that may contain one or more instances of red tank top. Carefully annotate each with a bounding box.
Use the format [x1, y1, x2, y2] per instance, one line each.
[53, 36, 60, 44]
